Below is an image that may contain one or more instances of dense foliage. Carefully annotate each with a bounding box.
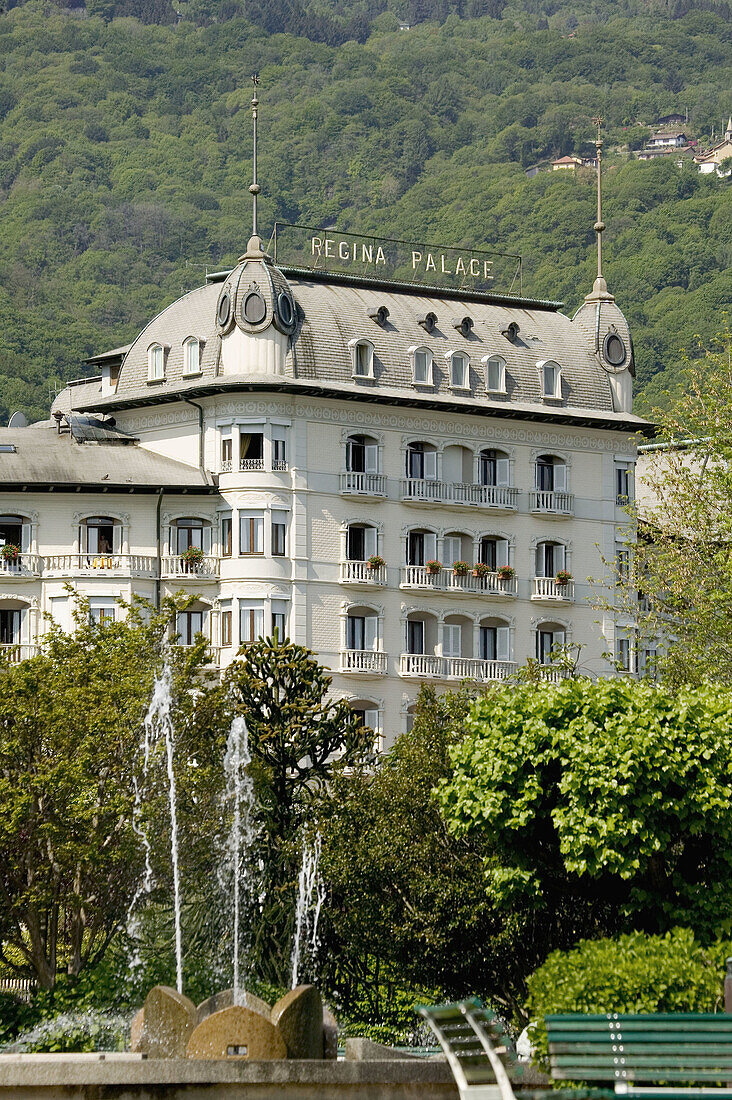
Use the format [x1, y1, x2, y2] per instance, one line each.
[437, 678, 732, 942]
[526, 928, 727, 1068]
[0, 1, 729, 421]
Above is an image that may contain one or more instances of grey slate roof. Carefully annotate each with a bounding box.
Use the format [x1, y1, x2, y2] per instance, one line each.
[0, 422, 214, 490]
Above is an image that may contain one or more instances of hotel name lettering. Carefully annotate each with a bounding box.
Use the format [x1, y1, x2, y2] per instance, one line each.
[310, 236, 494, 282]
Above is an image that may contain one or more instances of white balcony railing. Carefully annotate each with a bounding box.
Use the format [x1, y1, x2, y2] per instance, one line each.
[220, 459, 233, 473]
[0, 553, 41, 578]
[401, 479, 519, 509]
[536, 665, 570, 682]
[400, 567, 517, 596]
[43, 554, 157, 577]
[532, 577, 575, 601]
[399, 653, 444, 678]
[339, 561, 387, 586]
[161, 555, 220, 579]
[529, 490, 574, 515]
[240, 458, 265, 471]
[442, 657, 517, 681]
[340, 649, 387, 674]
[0, 644, 40, 663]
[339, 471, 387, 497]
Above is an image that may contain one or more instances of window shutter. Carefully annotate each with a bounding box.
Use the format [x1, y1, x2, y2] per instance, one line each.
[536, 544, 546, 577]
[444, 536, 461, 564]
[496, 626, 510, 661]
[497, 539, 509, 567]
[365, 444, 378, 473]
[554, 463, 567, 491]
[365, 615, 377, 651]
[425, 532, 437, 561]
[444, 624, 461, 657]
[555, 544, 565, 571]
[113, 524, 122, 554]
[364, 526, 377, 558]
[78, 525, 85, 553]
[21, 523, 30, 554]
[203, 525, 212, 554]
[424, 449, 437, 480]
[496, 457, 510, 486]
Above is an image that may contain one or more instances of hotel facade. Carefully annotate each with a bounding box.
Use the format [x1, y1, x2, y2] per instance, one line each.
[0, 225, 648, 747]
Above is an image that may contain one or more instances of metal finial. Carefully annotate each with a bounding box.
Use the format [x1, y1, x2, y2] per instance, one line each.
[250, 74, 261, 244]
[592, 115, 605, 282]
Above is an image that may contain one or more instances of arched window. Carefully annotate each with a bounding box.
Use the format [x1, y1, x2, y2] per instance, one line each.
[174, 516, 211, 555]
[479, 617, 511, 663]
[443, 531, 470, 568]
[536, 621, 566, 664]
[80, 516, 119, 555]
[479, 448, 510, 487]
[349, 339, 374, 379]
[538, 359, 561, 399]
[535, 454, 567, 493]
[345, 434, 379, 474]
[346, 524, 378, 561]
[409, 345, 434, 386]
[405, 440, 438, 481]
[176, 602, 208, 646]
[350, 699, 380, 734]
[443, 615, 472, 660]
[346, 606, 379, 652]
[535, 540, 565, 577]
[0, 515, 24, 552]
[446, 351, 469, 389]
[479, 536, 509, 570]
[148, 343, 166, 381]
[483, 355, 506, 393]
[183, 336, 203, 376]
[406, 528, 437, 567]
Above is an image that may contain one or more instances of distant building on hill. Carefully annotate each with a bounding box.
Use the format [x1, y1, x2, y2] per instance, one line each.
[646, 129, 688, 148]
[551, 155, 583, 170]
[656, 112, 687, 128]
[694, 117, 732, 175]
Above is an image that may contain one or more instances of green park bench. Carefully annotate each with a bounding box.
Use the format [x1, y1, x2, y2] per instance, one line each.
[546, 1013, 732, 1097]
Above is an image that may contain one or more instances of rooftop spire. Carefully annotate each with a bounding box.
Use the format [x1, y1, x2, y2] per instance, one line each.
[244, 73, 265, 259]
[592, 115, 606, 290]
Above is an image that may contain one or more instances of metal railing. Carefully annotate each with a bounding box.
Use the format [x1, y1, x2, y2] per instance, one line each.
[532, 577, 575, 601]
[340, 471, 387, 496]
[239, 458, 265, 471]
[339, 561, 387, 585]
[272, 459, 289, 472]
[161, 555, 219, 578]
[401, 566, 517, 596]
[0, 644, 40, 663]
[529, 490, 574, 514]
[340, 649, 387, 674]
[43, 554, 157, 577]
[0, 553, 41, 577]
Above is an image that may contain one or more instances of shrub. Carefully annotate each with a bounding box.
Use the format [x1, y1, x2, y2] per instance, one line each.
[526, 928, 726, 1068]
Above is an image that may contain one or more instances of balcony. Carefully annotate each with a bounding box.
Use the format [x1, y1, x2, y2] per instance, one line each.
[240, 458, 265, 471]
[161, 555, 219, 580]
[529, 490, 574, 516]
[442, 657, 517, 682]
[43, 554, 157, 578]
[531, 577, 574, 602]
[339, 471, 387, 498]
[400, 479, 518, 510]
[536, 665, 570, 682]
[399, 653, 444, 678]
[0, 643, 40, 663]
[400, 566, 517, 597]
[0, 554, 41, 579]
[340, 649, 387, 675]
[339, 561, 387, 587]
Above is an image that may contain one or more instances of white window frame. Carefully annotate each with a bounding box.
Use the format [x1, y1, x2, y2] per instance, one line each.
[408, 345, 434, 387]
[482, 355, 507, 394]
[147, 343, 167, 382]
[182, 336, 204, 377]
[89, 596, 116, 626]
[446, 350, 470, 390]
[538, 359, 561, 399]
[348, 338, 375, 379]
[239, 512, 265, 556]
[239, 600, 265, 645]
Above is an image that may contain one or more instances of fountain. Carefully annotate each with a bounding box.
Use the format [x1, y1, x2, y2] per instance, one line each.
[220, 715, 256, 1006]
[291, 832, 325, 989]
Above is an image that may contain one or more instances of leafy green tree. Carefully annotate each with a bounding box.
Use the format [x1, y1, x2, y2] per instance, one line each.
[437, 678, 732, 944]
[0, 597, 213, 989]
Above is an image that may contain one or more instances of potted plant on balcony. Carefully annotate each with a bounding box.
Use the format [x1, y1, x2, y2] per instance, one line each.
[1, 543, 20, 563]
[425, 559, 441, 576]
[555, 569, 573, 586]
[497, 565, 516, 582]
[472, 561, 491, 578]
[452, 560, 470, 576]
[367, 554, 385, 570]
[181, 545, 205, 572]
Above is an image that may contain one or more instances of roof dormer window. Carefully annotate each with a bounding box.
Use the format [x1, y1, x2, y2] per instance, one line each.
[147, 343, 167, 382]
[452, 316, 474, 338]
[538, 359, 561, 399]
[183, 336, 204, 377]
[409, 346, 433, 387]
[419, 312, 437, 334]
[367, 305, 390, 327]
[349, 339, 374, 379]
[446, 351, 469, 390]
[483, 355, 506, 394]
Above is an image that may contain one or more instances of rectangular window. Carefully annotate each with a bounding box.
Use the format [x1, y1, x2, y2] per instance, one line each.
[451, 355, 468, 388]
[542, 362, 558, 397]
[616, 637, 631, 672]
[271, 512, 287, 557]
[480, 626, 497, 661]
[183, 340, 200, 376]
[272, 437, 287, 469]
[240, 514, 264, 555]
[347, 615, 365, 650]
[354, 343, 371, 376]
[89, 597, 116, 626]
[617, 548, 630, 583]
[413, 350, 431, 385]
[176, 520, 205, 555]
[239, 431, 264, 470]
[486, 357, 504, 392]
[221, 437, 233, 467]
[177, 610, 204, 646]
[221, 609, 232, 647]
[616, 463, 633, 504]
[443, 623, 461, 658]
[149, 345, 165, 381]
[407, 619, 425, 655]
[240, 601, 264, 644]
[271, 599, 288, 642]
[221, 515, 232, 557]
[0, 607, 20, 643]
[444, 536, 462, 565]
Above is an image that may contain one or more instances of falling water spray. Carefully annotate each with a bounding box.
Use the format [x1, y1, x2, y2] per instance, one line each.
[291, 832, 325, 989]
[221, 715, 256, 1004]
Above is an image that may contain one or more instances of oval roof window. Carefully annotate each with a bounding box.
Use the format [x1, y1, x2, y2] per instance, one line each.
[603, 330, 627, 367]
[242, 289, 267, 326]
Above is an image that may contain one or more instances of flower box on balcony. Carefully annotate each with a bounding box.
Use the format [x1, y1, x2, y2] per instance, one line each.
[497, 566, 516, 581]
[367, 555, 386, 570]
[425, 560, 442, 575]
[555, 570, 573, 585]
[181, 546, 205, 570]
[1, 544, 20, 562]
[472, 562, 491, 578]
[452, 560, 470, 576]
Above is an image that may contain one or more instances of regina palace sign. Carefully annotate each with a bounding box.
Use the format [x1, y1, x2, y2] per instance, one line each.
[271, 224, 523, 294]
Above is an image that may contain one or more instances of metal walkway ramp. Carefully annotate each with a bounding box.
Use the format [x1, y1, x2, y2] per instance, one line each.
[416, 999, 520, 1100]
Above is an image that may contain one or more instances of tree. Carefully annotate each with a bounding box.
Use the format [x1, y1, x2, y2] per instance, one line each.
[629, 324, 732, 685]
[0, 597, 212, 989]
[437, 678, 732, 946]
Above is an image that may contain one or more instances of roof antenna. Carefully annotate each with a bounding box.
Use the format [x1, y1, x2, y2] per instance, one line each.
[591, 115, 607, 293]
[244, 74, 266, 259]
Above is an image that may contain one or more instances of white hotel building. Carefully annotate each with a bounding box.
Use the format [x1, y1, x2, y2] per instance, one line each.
[0, 230, 648, 747]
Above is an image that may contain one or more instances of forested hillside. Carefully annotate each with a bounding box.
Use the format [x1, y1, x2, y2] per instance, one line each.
[0, 0, 729, 421]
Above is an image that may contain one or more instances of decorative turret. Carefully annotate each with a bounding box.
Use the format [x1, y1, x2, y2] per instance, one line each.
[215, 77, 299, 377]
[572, 116, 635, 414]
